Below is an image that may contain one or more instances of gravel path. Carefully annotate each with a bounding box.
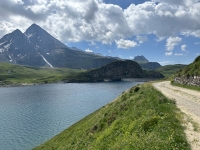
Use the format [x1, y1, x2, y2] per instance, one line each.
[153, 81, 200, 150]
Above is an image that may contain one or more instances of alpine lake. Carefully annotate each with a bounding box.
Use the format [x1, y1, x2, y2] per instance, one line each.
[0, 81, 142, 150]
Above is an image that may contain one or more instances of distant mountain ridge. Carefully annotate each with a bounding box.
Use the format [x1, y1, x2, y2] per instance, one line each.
[133, 55, 161, 70]
[0, 24, 118, 69]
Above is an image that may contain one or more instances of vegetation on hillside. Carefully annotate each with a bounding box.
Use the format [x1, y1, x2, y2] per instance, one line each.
[175, 56, 200, 76]
[0, 62, 82, 85]
[34, 83, 190, 150]
[171, 82, 200, 91]
[156, 64, 187, 78]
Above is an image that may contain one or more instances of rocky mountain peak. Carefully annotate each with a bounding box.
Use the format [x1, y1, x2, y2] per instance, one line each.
[133, 55, 149, 63]
[0, 23, 118, 68]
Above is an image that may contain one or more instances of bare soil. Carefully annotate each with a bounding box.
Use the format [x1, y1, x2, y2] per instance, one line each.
[153, 81, 200, 150]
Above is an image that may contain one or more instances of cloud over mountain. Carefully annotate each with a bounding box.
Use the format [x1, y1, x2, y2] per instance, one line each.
[0, 0, 200, 47]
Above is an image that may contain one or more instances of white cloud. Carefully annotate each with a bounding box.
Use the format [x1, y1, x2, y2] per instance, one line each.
[0, 0, 200, 48]
[108, 50, 112, 53]
[194, 42, 200, 45]
[158, 61, 174, 65]
[174, 53, 184, 56]
[85, 48, 93, 53]
[181, 44, 187, 51]
[89, 41, 97, 46]
[165, 37, 182, 51]
[165, 52, 173, 56]
[115, 39, 137, 49]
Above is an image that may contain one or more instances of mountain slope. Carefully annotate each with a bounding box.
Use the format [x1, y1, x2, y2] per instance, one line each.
[173, 56, 200, 87]
[0, 62, 82, 85]
[156, 64, 187, 77]
[133, 55, 161, 70]
[67, 60, 164, 82]
[0, 24, 118, 69]
[140, 62, 161, 70]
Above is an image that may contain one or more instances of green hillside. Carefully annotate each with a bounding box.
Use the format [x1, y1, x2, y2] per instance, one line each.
[175, 56, 200, 76]
[34, 83, 190, 150]
[67, 60, 164, 83]
[0, 63, 82, 85]
[156, 64, 187, 78]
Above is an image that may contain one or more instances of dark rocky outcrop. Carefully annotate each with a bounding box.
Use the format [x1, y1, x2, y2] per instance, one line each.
[67, 60, 164, 82]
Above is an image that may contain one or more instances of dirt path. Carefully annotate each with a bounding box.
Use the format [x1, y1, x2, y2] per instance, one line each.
[153, 81, 200, 150]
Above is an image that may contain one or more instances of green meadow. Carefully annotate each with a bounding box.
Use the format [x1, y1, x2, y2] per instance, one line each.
[0, 62, 82, 84]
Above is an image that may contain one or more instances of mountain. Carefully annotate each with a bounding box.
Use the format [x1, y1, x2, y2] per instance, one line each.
[140, 62, 161, 70]
[0, 24, 118, 69]
[67, 60, 164, 82]
[156, 64, 186, 78]
[133, 55, 149, 64]
[133, 55, 161, 70]
[173, 56, 200, 86]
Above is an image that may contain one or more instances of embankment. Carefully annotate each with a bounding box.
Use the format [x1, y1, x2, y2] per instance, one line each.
[33, 83, 190, 150]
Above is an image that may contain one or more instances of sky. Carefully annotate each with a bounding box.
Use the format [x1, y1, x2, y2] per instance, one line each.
[0, 0, 200, 65]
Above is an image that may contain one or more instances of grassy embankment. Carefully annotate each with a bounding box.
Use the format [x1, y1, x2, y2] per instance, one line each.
[0, 62, 82, 85]
[34, 83, 190, 150]
[171, 82, 200, 91]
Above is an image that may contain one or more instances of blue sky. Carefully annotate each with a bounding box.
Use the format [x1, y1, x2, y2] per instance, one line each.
[0, 0, 200, 65]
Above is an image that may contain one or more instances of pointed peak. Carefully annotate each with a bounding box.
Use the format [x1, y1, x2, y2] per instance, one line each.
[27, 23, 42, 30]
[25, 23, 44, 33]
[12, 29, 22, 34]
[29, 23, 41, 28]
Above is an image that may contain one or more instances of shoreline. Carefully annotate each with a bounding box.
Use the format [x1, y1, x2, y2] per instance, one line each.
[0, 82, 38, 88]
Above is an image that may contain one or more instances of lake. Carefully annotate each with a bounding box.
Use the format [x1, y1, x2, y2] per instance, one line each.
[0, 82, 142, 150]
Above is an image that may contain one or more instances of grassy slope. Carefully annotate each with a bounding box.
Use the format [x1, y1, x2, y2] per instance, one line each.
[171, 82, 200, 91]
[0, 62, 82, 84]
[34, 83, 190, 150]
[156, 64, 186, 78]
[175, 56, 200, 76]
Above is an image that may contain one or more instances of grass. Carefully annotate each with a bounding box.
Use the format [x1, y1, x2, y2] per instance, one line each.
[33, 83, 190, 150]
[175, 56, 200, 77]
[0, 62, 82, 84]
[171, 82, 200, 92]
[156, 64, 186, 78]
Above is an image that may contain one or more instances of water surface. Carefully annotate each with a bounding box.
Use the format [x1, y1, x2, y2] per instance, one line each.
[0, 82, 141, 150]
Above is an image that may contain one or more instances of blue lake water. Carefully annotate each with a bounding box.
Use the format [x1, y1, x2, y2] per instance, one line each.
[0, 82, 142, 150]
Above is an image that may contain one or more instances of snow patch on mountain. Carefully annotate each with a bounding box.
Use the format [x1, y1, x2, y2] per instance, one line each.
[4, 43, 11, 49]
[0, 49, 4, 53]
[0, 41, 5, 46]
[25, 33, 35, 43]
[38, 52, 53, 68]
